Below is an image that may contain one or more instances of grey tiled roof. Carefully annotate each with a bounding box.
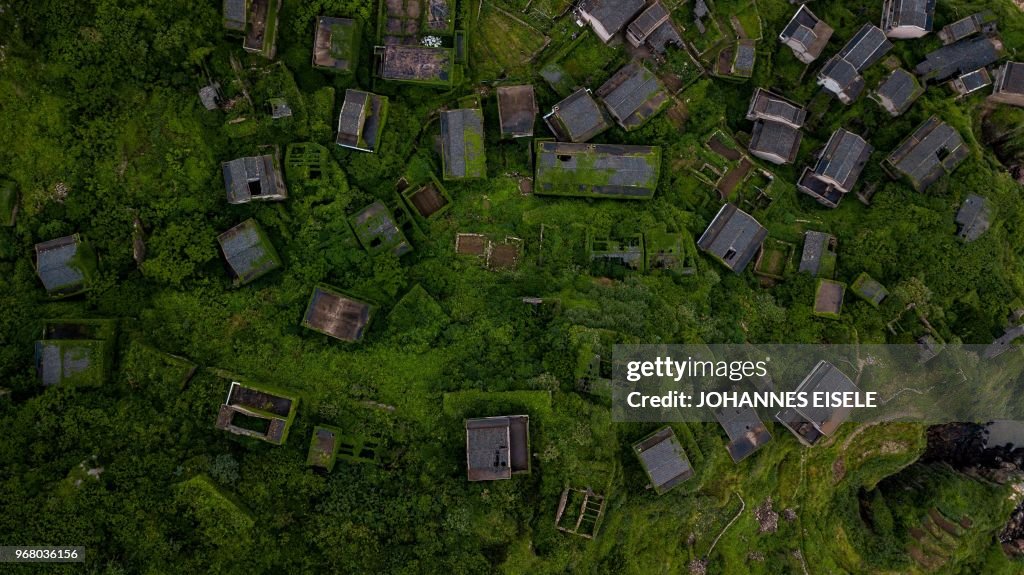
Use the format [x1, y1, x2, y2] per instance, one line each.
[882, 0, 935, 33]
[697, 203, 767, 273]
[799, 231, 833, 275]
[873, 68, 922, 115]
[338, 90, 387, 152]
[955, 194, 991, 241]
[35, 235, 86, 293]
[217, 219, 280, 285]
[534, 142, 660, 198]
[994, 61, 1024, 96]
[337, 89, 369, 148]
[643, 17, 683, 54]
[222, 155, 283, 204]
[886, 116, 968, 191]
[440, 107, 485, 179]
[838, 24, 892, 71]
[628, 1, 669, 39]
[597, 62, 668, 129]
[545, 89, 610, 143]
[713, 404, 773, 463]
[812, 129, 873, 192]
[915, 36, 1001, 82]
[954, 68, 992, 94]
[746, 88, 807, 127]
[819, 55, 866, 102]
[578, 0, 646, 38]
[939, 11, 993, 44]
[779, 6, 833, 63]
[749, 120, 802, 164]
[792, 360, 858, 436]
[627, 0, 681, 53]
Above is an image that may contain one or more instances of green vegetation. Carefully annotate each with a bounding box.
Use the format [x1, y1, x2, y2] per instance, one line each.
[2, 0, 1024, 573]
[0, 179, 17, 226]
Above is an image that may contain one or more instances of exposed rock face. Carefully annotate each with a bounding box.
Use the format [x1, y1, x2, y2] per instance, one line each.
[924, 423, 1024, 557]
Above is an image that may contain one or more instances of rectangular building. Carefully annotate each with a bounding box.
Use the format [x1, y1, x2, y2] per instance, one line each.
[465, 416, 530, 481]
[697, 203, 767, 273]
[440, 107, 486, 179]
[884, 116, 968, 192]
[534, 141, 661, 199]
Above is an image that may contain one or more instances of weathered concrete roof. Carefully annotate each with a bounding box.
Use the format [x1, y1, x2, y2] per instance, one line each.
[697, 203, 767, 273]
[814, 279, 846, 317]
[850, 272, 888, 306]
[746, 88, 807, 127]
[496, 85, 536, 138]
[466, 415, 530, 481]
[713, 404, 773, 463]
[633, 427, 693, 494]
[303, 285, 373, 342]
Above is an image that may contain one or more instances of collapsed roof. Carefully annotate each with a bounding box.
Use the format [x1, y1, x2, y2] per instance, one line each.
[697, 203, 768, 273]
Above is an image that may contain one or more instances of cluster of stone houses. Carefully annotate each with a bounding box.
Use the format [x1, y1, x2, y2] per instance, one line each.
[21, 0, 1024, 532]
[683, 2, 1024, 329]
